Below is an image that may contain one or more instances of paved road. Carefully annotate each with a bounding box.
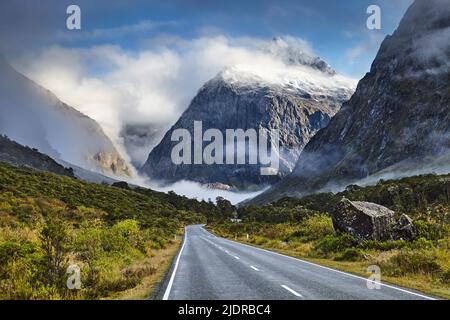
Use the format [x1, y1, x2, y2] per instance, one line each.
[162, 225, 435, 300]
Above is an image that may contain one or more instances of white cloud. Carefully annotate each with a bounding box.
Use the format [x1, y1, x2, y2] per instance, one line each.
[149, 180, 266, 205]
[345, 31, 385, 62]
[14, 35, 327, 162]
[12, 34, 356, 204]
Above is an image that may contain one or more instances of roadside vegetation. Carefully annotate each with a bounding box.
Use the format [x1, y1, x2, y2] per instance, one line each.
[2, 160, 450, 299]
[210, 174, 450, 299]
[0, 162, 232, 299]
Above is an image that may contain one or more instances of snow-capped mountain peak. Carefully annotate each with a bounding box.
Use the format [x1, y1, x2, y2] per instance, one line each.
[204, 36, 356, 99]
[210, 57, 356, 101]
[262, 36, 336, 75]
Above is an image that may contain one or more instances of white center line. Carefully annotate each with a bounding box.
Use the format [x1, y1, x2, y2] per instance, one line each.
[250, 265, 260, 271]
[281, 285, 303, 298]
[233, 256, 240, 260]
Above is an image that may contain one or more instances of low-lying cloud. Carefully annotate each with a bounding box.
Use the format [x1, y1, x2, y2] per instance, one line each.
[13, 35, 339, 167]
[150, 180, 266, 205]
[11, 34, 357, 203]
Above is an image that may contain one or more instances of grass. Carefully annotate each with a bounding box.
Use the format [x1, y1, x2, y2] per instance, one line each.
[0, 162, 207, 299]
[107, 238, 181, 300]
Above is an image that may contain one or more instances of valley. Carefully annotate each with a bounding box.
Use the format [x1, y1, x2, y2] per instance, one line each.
[0, 0, 449, 302]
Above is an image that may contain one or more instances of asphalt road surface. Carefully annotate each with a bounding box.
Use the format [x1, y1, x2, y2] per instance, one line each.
[161, 225, 435, 300]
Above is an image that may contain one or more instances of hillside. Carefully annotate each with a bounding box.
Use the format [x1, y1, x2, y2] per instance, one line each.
[0, 56, 131, 178]
[0, 135, 74, 177]
[0, 162, 221, 299]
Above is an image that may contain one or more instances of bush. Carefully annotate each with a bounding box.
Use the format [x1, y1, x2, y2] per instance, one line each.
[314, 234, 358, 255]
[409, 237, 434, 250]
[334, 248, 364, 261]
[289, 214, 334, 242]
[0, 240, 37, 265]
[441, 268, 450, 284]
[358, 240, 407, 251]
[385, 250, 442, 276]
[414, 219, 449, 241]
[252, 236, 269, 246]
[39, 215, 70, 290]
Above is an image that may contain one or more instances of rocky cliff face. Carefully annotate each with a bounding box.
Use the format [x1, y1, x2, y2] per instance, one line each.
[249, 0, 450, 204]
[0, 57, 131, 178]
[141, 39, 355, 189]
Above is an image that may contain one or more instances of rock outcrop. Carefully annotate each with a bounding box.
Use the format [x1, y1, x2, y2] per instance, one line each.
[331, 198, 395, 241]
[392, 214, 417, 241]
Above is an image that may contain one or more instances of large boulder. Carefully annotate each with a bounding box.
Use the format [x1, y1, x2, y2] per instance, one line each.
[392, 214, 416, 241]
[331, 198, 395, 241]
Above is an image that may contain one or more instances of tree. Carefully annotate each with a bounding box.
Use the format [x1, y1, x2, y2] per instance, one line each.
[216, 197, 235, 219]
[40, 215, 69, 289]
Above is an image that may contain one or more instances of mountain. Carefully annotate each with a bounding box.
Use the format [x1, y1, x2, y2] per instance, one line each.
[248, 0, 450, 204]
[0, 134, 74, 177]
[0, 56, 131, 177]
[120, 123, 167, 168]
[141, 37, 356, 189]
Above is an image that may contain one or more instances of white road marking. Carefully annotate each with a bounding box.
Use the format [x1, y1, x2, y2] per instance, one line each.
[163, 228, 187, 300]
[234, 256, 240, 260]
[250, 265, 260, 271]
[208, 228, 437, 300]
[281, 285, 303, 297]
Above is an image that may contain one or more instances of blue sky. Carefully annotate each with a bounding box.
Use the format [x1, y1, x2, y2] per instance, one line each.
[71, 0, 413, 77]
[1, 0, 413, 78]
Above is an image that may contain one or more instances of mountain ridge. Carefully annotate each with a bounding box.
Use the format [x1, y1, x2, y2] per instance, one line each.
[0, 134, 75, 177]
[0, 57, 132, 178]
[247, 0, 450, 204]
[141, 39, 356, 189]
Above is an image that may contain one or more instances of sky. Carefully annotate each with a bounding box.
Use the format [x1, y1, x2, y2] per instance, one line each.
[1, 0, 413, 77]
[0, 0, 415, 202]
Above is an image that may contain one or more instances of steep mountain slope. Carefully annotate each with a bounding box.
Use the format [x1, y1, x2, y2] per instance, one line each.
[141, 38, 355, 189]
[0, 135, 74, 177]
[120, 123, 166, 168]
[248, 0, 450, 204]
[0, 56, 131, 177]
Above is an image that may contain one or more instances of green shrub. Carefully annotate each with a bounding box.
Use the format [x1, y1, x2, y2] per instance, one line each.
[409, 237, 434, 249]
[386, 250, 442, 276]
[0, 240, 37, 265]
[358, 240, 407, 251]
[334, 248, 364, 261]
[314, 234, 358, 255]
[289, 214, 334, 242]
[414, 219, 449, 241]
[252, 236, 269, 246]
[441, 268, 450, 284]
